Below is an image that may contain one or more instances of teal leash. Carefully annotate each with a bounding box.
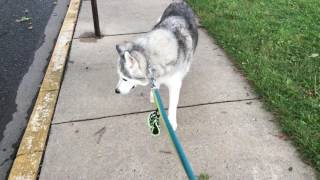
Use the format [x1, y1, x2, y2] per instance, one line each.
[151, 81, 196, 180]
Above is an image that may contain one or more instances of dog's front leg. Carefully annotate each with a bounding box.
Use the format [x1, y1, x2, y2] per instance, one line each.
[150, 91, 155, 103]
[167, 80, 181, 131]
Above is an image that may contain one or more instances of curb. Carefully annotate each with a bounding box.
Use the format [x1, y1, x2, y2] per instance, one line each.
[8, 0, 81, 179]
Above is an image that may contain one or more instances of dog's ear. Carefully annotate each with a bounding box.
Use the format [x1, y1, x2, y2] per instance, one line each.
[116, 44, 126, 55]
[124, 51, 137, 68]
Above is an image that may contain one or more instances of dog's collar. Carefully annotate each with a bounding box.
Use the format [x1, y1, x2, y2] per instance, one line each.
[147, 62, 157, 88]
[145, 56, 158, 88]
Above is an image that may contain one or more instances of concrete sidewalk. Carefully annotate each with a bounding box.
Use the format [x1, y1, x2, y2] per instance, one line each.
[39, 0, 316, 179]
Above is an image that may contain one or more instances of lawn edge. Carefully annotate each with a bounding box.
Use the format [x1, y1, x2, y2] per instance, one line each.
[186, 0, 320, 177]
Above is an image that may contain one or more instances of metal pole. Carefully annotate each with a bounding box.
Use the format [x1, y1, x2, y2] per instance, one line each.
[90, 0, 101, 37]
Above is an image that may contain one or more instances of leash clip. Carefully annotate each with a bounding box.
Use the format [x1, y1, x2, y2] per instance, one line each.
[148, 65, 158, 89]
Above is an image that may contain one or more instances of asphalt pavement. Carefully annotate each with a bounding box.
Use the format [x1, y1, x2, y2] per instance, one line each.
[0, 0, 69, 178]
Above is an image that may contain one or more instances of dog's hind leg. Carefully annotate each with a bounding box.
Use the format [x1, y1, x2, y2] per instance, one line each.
[167, 78, 182, 131]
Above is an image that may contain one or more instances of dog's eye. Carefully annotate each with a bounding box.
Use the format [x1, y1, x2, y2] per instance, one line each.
[122, 78, 128, 81]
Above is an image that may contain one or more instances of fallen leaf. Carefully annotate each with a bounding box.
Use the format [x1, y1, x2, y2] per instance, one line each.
[273, 133, 289, 141]
[16, 16, 31, 23]
[309, 53, 319, 58]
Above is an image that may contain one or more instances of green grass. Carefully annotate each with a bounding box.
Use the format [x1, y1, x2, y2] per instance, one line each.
[198, 173, 210, 180]
[187, 0, 320, 172]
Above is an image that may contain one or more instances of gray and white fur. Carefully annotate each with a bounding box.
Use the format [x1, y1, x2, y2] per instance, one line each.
[115, 2, 198, 130]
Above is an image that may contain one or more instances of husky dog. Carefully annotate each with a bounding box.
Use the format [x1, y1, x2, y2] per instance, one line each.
[114, 2, 198, 130]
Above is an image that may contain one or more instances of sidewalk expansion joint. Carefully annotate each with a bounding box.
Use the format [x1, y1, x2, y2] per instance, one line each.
[52, 97, 260, 125]
[74, 31, 148, 39]
[74, 26, 205, 40]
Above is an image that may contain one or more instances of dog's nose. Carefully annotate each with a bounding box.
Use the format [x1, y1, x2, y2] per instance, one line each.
[115, 88, 120, 94]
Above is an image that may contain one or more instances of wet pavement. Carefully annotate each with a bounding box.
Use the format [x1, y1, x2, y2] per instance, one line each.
[0, 0, 69, 178]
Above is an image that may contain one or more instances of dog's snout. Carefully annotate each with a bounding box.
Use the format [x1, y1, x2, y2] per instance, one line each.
[115, 88, 120, 94]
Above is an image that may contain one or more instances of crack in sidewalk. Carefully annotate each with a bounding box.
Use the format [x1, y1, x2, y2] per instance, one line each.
[52, 97, 259, 126]
[14, 150, 44, 159]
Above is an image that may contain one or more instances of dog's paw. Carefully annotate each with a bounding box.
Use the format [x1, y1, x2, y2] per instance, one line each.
[168, 116, 177, 131]
[170, 122, 177, 131]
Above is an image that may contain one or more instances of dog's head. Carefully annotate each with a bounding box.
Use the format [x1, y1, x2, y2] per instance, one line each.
[115, 42, 149, 94]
